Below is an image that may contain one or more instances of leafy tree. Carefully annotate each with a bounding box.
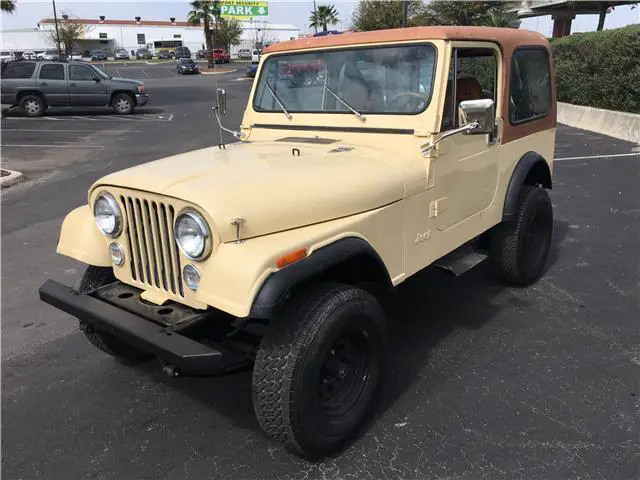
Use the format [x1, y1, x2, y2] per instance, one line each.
[46, 14, 92, 57]
[1, 0, 16, 13]
[488, 9, 521, 28]
[421, 1, 513, 27]
[188, 1, 220, 51]
[309, 4, 339, 32]
[352, 0, 426, 31]
[212, 17, 243, 50]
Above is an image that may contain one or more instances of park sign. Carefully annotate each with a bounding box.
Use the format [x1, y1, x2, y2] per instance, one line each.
[220, 0, 269, 18]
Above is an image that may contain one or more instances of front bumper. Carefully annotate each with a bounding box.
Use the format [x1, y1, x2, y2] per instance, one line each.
[39, 279, 242, 375]
[135, 93, 149, 106]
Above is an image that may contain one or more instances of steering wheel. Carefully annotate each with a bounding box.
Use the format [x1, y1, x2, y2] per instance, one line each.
[387, 91, 431, 110]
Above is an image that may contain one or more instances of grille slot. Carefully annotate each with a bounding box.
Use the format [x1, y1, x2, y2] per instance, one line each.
[121, 195, 183, 297]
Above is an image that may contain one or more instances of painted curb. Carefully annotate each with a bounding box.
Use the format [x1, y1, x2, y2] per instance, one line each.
[199, 69, 238, 75]
[558, 102, 640, 144]
[0, 169, 25, 189]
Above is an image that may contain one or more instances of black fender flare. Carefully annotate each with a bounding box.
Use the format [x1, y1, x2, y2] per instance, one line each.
[502, 151, 552, 221]
[249, 237, 391, 319]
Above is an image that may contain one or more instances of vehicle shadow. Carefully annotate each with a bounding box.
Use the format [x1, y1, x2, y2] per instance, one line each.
[142, 219, 570, 451]
[1, 106, 167, 118]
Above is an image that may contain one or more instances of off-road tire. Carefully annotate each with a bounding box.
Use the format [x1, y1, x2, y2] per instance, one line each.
[252, 283, 386, 458]
[19, 94, 45, 117]
[112, 93, 135, 115]
[490, 186, 553, 285]
[76, 266, 153, 364]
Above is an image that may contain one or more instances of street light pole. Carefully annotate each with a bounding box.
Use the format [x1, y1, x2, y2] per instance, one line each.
[402, 0, 409, 28]
[52, 0, 63, 58]
[313, 0, 318, 34]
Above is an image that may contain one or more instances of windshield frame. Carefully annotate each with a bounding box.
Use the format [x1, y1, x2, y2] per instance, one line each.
[252, 42, 438, 117]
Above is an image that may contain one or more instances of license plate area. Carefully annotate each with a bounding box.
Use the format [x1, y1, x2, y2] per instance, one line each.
[93, 282, 206, 329]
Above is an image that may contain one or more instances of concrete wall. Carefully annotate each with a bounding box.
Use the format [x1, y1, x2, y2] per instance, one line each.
[558, 102, 640, 144]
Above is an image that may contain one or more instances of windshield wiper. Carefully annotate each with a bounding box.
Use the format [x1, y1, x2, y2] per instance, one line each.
[325, 86, 366, 122]
[264, 82, 292, 119]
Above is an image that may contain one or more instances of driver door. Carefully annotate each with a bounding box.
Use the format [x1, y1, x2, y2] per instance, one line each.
[68, 64, 108, 106]
[433, 43, 502, 231]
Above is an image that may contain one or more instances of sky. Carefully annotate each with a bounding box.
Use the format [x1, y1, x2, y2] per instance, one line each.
[1, 0, 639, 36]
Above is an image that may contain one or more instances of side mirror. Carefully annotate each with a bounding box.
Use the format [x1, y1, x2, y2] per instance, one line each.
[458, 98, 495, 134]
[216, 88, 227, 115]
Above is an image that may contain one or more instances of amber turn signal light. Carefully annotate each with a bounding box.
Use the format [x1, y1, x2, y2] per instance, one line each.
[276, 248, 308, 269]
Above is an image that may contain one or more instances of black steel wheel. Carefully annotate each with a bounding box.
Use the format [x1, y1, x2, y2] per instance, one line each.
[490, 185, 553, 285]
[252, 283, 386, 458]
[76, 266, 153, 364]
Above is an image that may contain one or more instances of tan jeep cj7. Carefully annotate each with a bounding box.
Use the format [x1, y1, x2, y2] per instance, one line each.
[40, 26, 556, 458]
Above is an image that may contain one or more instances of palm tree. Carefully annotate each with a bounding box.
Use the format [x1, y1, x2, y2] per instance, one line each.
[1, 0, 16, 13]
[309, 4, 339, 32]
[188, 1, 220, 51]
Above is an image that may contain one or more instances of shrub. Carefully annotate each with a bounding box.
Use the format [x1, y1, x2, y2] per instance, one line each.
[551, 25, 640, 113]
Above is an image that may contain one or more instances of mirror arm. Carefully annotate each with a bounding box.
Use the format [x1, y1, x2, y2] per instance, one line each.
[212, 106, 247, 141]
[420, 121, 480, 156]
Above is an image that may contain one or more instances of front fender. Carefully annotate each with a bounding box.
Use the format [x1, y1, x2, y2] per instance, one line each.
[57, 206, 110, 267]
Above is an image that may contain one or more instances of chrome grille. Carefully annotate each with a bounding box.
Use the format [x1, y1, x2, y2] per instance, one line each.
[121, 195, 184, 297]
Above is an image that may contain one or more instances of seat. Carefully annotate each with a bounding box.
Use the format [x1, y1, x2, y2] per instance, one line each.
[455, 77, 484, 104]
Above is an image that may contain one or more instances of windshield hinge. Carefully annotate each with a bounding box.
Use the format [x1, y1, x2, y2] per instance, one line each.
[413, 128, 433, 138]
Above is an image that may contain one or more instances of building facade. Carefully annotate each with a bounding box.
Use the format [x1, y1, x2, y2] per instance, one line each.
[1, 17, 299, 57]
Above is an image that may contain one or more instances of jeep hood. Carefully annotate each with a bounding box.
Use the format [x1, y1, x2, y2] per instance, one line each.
[94, 142, 405, 242]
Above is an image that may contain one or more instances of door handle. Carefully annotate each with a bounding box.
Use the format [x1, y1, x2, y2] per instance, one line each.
[70, 82, 76, 87]
[40, 82, 48, 86]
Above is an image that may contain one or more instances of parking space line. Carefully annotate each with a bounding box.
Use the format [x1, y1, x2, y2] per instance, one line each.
[166, 70, 178, 77]
[555, 152, 639, 162]
[2, 144, 106, 148]
[141, 70, 151, 78]
[115, 70, 122, 78]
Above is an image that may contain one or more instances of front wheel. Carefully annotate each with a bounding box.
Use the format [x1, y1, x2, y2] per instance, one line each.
[490, 185, 553, 285]
[252, 283, 386, 458]
[112, 93, 134, 115]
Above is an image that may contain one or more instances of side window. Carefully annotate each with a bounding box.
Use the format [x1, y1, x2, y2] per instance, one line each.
[69, 65, 96, 81]
[1, 62, 36, 79]
[509, 48, 551, 124]
[442, 48, 497, 130]
[39, 64, 65, 80]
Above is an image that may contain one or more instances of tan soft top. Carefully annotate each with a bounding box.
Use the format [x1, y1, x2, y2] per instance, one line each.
[264, 26, 549, 55]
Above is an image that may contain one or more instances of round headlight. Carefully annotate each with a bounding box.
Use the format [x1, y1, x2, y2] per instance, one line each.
[94, 193, 122, 237]
[174, 210, 211, 260]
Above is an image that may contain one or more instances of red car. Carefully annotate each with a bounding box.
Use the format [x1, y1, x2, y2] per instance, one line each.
[211, 49, 230, 64]
[280, 59, 325, 87]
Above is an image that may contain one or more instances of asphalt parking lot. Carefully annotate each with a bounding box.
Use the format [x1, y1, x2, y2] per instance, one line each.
[2, 65, 639, 479]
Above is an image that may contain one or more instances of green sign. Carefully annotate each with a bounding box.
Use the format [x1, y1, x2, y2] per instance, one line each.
[220, 1, 269, 18]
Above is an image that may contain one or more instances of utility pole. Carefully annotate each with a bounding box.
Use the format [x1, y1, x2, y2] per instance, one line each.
[313, 0, 318, 34]
[402, 0, 409, 28]
[52, 0, 63, 58]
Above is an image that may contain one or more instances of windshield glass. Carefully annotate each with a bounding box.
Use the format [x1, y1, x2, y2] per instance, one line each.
[253, 44, 436, 115]
[179, 58, 195, 64]
[89, 64, 110, 79]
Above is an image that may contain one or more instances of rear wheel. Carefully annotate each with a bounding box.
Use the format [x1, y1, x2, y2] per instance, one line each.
[76, 266, 153, 364]
[490, 186, 553, 285]
[112, 93, 134, 115]
[252, 283, 386, 458]
[19, 94, 44, 117]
